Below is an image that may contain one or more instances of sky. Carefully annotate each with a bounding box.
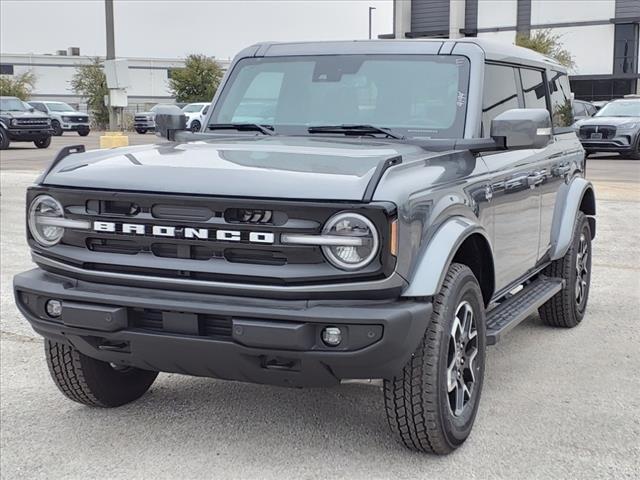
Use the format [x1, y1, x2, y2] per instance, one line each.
[0, 0, 394, 60]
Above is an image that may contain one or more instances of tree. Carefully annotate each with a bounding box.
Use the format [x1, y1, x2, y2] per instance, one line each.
[71, 57, 109, 129]
[168, 54, 223, 103]
[516, 30, 575, 69]
[0, 71, 36, 100]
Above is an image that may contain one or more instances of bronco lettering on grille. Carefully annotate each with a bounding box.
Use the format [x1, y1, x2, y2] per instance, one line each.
[93, 221, 274, 244]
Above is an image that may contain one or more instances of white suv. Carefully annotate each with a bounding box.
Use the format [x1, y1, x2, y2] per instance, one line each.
[29, 101, 90, 136]
[182, 102, 209, 132]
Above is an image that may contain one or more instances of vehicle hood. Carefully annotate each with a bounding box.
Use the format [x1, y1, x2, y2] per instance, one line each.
[576, 116, 640, 127]
[41, 136, 429, 201]
[1, 110, 49, 120]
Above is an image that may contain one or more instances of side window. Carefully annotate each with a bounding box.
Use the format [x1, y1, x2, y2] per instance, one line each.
[519, 68, 547, 110]
[482, 64, 519, 137]
[549, 71, 574, 127]
[573, 101, 586, 117]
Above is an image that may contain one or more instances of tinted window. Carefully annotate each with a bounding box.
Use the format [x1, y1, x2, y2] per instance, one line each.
[211, 55, 471, 139]
[549, 71, 574, 127]
[573, 102, 586, 117]
[520, 68, 547, 110]
[482, 64, 519, 137]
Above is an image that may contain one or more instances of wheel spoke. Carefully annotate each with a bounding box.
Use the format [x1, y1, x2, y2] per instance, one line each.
[447, 364, 457, 393]
[455, 378, 465, 414]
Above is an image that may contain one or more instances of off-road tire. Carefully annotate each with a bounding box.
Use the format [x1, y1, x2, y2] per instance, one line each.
[539, 211, 592, 327]
[136, 128, 147, 134]
[0, 127, 9, 150]
[34, 136, 51, 149]
[45, 340, 158, 407]
[383, 263, 486, 454]
[51, 120, 63, 136]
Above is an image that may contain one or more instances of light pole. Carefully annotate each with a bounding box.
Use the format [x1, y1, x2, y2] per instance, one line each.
[368, 6, 376, 40]
[105, 0, 117, 130]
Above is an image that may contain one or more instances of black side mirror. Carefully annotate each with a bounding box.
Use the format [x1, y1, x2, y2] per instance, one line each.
[154, 105, 187, 141]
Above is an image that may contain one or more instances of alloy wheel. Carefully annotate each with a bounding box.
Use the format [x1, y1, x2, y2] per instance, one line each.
[446, 301, 479, 417]
[575, 233, 589, 307]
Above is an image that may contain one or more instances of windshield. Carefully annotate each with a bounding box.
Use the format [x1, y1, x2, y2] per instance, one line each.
[0, 98, 28, 112]
[595, 101, 640, 117]
[183, 103, 206, 112]
[46, 102, 75, 112]
[210, 55, 470, 138]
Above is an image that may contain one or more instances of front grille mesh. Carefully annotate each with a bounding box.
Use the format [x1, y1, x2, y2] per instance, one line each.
[129, 308, 233, 338]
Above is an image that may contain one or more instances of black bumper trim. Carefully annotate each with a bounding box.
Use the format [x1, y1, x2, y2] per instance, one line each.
[14, 268, 431, 387]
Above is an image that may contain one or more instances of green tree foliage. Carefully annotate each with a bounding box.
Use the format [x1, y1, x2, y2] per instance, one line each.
[71, 58, 109, 129]
[0, 71, 36, 100]
[516, 30, 575, 69]
[168, 54, 224, 103]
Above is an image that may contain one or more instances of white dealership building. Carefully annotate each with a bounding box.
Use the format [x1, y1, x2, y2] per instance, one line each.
[383, 0, 640, 100]
[0, 48, 230, 111]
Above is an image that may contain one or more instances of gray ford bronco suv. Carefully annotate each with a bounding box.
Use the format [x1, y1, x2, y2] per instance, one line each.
[14, 39, 596, 454]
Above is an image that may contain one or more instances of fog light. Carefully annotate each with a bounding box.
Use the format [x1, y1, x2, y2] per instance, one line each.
[45, 299, 62, 318]
[322, 326, 342, 347]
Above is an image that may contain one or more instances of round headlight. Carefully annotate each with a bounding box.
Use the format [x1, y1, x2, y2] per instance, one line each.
[10, 118, 18, 126]
[321, 212, 379, 270]
[28, 195, 65, 247]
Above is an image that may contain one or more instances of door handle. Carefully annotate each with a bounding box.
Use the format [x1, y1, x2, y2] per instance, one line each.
[527, 171, 545, 187]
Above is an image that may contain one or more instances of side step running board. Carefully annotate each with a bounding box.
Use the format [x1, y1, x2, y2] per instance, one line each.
[486, 276, 564, 345]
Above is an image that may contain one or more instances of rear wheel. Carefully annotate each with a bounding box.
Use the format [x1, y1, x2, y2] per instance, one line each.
[539, 211, 592, 327]
[383, 263, 486, 454]
[190, 120, 201, 133]
[34, 136, 51, 149]
[51, 120, 63, 136]
[45, 340, 158, 407]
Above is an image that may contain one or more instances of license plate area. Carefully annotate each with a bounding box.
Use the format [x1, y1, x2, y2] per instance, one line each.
[590, 133, 603, 139]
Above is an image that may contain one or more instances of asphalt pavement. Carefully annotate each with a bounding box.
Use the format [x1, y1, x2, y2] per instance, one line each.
[0, 135, 639, 479]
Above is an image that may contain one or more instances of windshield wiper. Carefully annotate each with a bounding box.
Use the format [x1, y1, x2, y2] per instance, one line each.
[208, 123, 275, 135]
[308, 124, 405, 139]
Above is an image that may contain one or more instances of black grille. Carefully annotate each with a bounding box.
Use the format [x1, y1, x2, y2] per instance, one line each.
[15, 118, 49, 127]
[134, 115, 150, 122]
[579, 125, 616, 139]
[30, 188, 395, 286]
[69, 116, 88, 123]
[129, 308, 232, 338]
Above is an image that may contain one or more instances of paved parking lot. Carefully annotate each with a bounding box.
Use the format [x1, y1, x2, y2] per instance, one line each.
[1, 136, 639, 479]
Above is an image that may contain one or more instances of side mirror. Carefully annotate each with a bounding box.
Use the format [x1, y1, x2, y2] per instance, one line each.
[154, 105, 187, 141]
[491, 108, 552, 150]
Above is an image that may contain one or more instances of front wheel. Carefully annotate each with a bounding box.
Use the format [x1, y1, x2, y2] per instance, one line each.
[51, 120, 63, 136]
[45, 340, 158, 407]
[34, 136, 51, 149]
[383, 263, 486, 454]
[135, 128, 147, 134]
[190, 120, 201, 133]
[0, 127, 9, 150]
[78, 130, 90, 137]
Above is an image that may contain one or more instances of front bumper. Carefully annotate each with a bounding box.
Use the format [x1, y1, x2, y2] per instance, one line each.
[133, 121, 155, 129]
[62, 123, 90, 132]
[580, 134, 638, 153]
[7, 128, 53, 141]
[14, 268, 431, 387]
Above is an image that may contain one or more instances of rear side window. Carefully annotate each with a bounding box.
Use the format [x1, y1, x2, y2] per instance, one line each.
[520, 68, 547, 110]
[573, 102, 586, 117]
[549, 71, 574, 127]
[482, 64, 519, 137]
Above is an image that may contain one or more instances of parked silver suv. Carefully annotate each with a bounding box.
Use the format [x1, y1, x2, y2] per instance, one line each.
[29, 101, 90, 136]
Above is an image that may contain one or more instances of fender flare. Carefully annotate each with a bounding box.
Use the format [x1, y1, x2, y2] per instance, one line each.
[402, 216, 493, 298]
[0, 120, 8, 130]
[549, 177, 596, 261]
